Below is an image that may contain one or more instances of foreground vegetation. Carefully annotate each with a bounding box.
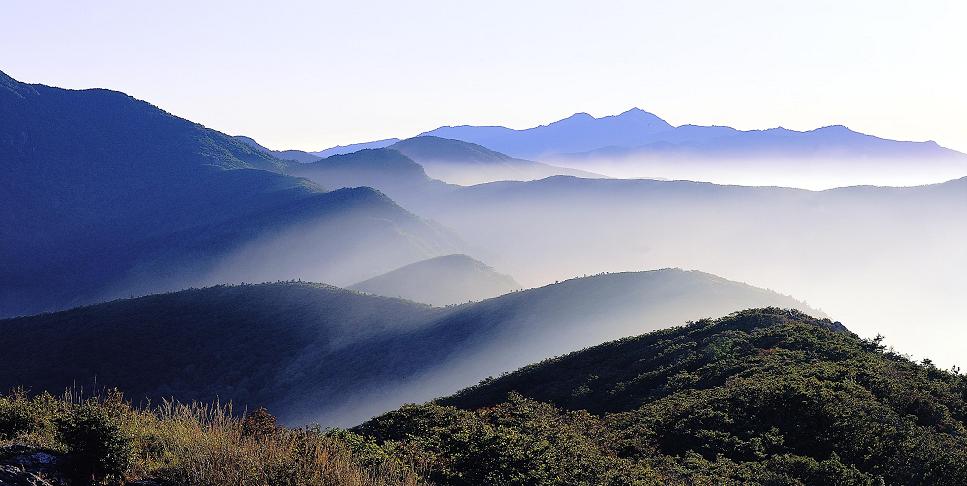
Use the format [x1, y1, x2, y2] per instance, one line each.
[360, 308, 967, 485]
[4, 308, 965, 485]
[0, 390, 422, 485]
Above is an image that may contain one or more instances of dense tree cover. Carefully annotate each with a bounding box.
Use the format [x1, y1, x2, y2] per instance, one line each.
[360, 308, 967, 485]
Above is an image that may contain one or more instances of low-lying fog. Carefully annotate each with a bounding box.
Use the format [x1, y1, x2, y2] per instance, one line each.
[192, 163, 967, 372]
[540, 154, 967, 190]
[398, 175, 967, 370]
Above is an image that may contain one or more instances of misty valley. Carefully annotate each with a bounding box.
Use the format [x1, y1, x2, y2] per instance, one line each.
[1, 68, 966, 486]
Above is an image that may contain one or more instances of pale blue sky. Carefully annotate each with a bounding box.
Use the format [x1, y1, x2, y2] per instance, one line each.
[3, 0, 964, 152]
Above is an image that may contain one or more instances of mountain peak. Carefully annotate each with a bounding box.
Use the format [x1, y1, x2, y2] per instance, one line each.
[391, 135, 511, 163]
[612, 107, 672, 127]
[617, 107, 651, 117]
[815, 124, 853, 133]
[349, 253, 519, 306]
[562, 112, 595, 122]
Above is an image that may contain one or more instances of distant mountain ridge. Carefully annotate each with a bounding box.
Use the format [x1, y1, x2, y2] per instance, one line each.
[422, 108, 674, 159]
[420, 107, 963, 161]
[350, 254, 520, 305]
[418, 108, 967, 187]
[388, 136, 601, 184]
[233, 135, 321, 163]
[293, 136, 601, 187]
[312, 138, 400, 158]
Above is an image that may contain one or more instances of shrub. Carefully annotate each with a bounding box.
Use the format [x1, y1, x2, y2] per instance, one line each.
[0, 391, 36, 440]
[57, 399, 133, 482]
[241, 406, 277, 439]
[0, 390, 63, 446]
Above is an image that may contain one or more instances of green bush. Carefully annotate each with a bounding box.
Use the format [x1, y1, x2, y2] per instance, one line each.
[57, 399, 133, 482]
[0, 392, 36, 440]
[0, 390, 62, 444]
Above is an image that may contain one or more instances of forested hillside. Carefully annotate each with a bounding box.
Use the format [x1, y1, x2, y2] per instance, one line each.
[360, 308, 967, 485]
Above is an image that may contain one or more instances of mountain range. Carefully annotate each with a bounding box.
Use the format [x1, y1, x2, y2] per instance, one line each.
[233, 135, 322, 163]
[242, 107, 967, 188]
[420, 108, 967, 187]
[0, 269, 821, 425]
[422, 108, 675, 159]
[287, 149, 967, 367]
[0, 70, 455, 317]
[2, 68, 965, 421]
[311, 138, 400, 158]
[292, 136, 599, 186]
[388, 136, 600, 185]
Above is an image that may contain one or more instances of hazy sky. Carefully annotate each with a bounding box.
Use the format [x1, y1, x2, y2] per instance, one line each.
[3, 0, 965, 152]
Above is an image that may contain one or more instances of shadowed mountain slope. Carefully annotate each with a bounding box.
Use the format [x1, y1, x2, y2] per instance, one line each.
[288, 147, 456, 209]
[0, 70, 454, 316]
[0, 270, 822, 426]
[349, 254, 520, 306]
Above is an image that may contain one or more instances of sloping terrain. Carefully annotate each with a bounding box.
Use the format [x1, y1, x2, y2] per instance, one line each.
[290, 147, 454, 207]
[0, 70, 454, 316]
[394, 174, 967, 368]
[234, 135, 321, 163]
[388, 136, 600, 185]
[311, 138, 400, 158]
[0, 270, 822, 425]
[360, 308, 967, 485]
[0, 283, 439, 414]
[349, 254, 520, 306]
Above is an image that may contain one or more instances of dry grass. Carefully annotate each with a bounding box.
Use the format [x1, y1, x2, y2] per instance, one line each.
[1, 389, 427, 485]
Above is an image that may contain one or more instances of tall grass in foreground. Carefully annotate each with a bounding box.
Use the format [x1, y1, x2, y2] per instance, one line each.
[0, 389, 425, 485]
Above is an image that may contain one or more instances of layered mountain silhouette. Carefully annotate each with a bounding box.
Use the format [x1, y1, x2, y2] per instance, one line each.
[295, 136, 599, 187]
[0, 269, 821, 425]
[421, 108, 967, 187]
[349, 254, 520, 306]
[311, 138, 400, 158]
[0, 70, 455, 317]
[233, 135, 321, 163]
[422, 108, 674, 160]
[216, 118, 967, 369]
[290, 147, 453, 207]
[387, 136, 600, 185]
[389, 173, 967, 368]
